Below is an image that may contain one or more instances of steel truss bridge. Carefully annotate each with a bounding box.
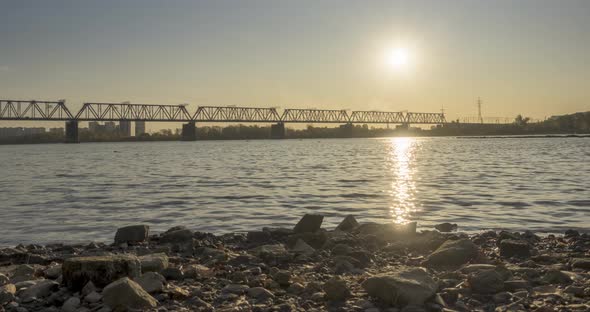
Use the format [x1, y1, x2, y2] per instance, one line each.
[0, 100, 447, 124]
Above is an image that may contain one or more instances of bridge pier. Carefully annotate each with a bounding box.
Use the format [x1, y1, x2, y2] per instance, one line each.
[181, 121, 197, 141]
[339, 123, 354, 138]
[270, 122, 285, 139]
[65, 120, 79, 143]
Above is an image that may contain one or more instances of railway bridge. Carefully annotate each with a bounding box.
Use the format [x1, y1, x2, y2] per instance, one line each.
[0, 99, 449, 142]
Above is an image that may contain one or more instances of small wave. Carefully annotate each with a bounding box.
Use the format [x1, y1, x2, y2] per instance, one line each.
[340, 193, 381, 198]
[568, 200, 590, 207]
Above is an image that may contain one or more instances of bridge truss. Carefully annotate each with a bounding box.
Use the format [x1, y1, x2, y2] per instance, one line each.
[193, 106, 281, 122]
[0, 100, 74, 120]
[75, 102, 192, 121]
[0, 99, 448, 125]
[280, 109, 350, 123]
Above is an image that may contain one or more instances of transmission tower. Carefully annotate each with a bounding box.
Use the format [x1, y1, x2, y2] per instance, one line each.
[477, 97, 483, 124]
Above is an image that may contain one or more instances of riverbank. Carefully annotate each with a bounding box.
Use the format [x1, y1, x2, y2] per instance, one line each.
[1, 215, 588, 312]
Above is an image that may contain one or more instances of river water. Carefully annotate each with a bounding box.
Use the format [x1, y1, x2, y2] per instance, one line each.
[0, 137, 588, 245]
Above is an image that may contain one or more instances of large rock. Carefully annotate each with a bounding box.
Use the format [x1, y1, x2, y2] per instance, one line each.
[114, 225, 149, 245]
[102, 277, 158, 310]
[571, 258, 590, 270]
[0, 273, 9, 286]
[62, 255, 141, 290]
[468, 269, 505, 294]
[434, 223, 457, 232]
[18, 280, 59, 301]
[362, 267, 437, 306]
[293, 214, 324, 233]
[135, 272, 166, 293]
[422, 238, 479, 269]
[247, 287, 275, 300]
[0, 284, 17, 304]
[61, 297, 81, 312]
[335, 215, 359, 232]
[139, 253, 169, 273]
[499, 239, 531, 258]
[323, 277, 350, 301]
[160, 228, 193, 244]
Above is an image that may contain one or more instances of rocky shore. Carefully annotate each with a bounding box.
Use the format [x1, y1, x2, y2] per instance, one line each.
[0, 215, 589, 312]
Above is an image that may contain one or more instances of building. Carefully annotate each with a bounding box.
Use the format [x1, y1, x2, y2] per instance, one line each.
[0, 127, 45, 138]
[88, 121, 100, 132]
[135, 121, 146, 136]
[104, 122, 116, 132]
[119, 120, 131, 137]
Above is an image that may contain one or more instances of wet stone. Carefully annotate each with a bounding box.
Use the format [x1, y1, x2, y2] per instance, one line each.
[293, 214, 324, 233]
[114, 225, 149, 245]
[500, 239, 532, 258]
[62, 255, 141, 290]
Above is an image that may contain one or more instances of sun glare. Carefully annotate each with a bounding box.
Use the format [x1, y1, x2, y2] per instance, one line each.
[386, 47, 412, 71]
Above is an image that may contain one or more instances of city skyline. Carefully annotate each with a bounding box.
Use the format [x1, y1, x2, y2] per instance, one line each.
[1, 0, 589, 130]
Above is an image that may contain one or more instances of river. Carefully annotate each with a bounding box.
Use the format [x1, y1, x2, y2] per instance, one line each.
[0, 137, 588, 245]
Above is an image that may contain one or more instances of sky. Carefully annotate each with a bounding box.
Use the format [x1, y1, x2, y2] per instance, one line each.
[1, 0, 589, 128]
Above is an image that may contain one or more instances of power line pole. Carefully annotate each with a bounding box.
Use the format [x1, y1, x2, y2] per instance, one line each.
[477, 97, 483, 124]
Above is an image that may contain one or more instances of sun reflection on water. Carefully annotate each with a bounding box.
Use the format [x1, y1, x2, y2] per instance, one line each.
[388, 137, 419, 224]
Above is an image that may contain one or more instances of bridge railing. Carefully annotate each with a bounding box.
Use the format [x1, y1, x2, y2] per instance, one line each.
[75, 102, 193, 121]
[0, 100, 74, 120]
[193, 106, 281, 122]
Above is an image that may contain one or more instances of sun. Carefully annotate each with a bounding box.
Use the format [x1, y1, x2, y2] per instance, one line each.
[386, 47, 411, 70]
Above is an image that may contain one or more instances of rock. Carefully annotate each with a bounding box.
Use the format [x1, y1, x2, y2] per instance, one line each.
[114, 225, 149, 245]
[541, 269, 572, 284]
[161, 267, 184, 280]
[499, 239, 531, 258]
[291, 239, 315, 255]
[323, 277, 350, 301]
[422, 238, 479, 269]
[18, 280, 59, 300]
[571, 258, 590, 270]
[195, 247, 228, 262]
[166, 285, 190, 299]
[293, 214, 324, 233]
[564, 285, 585, 297]
[135, 272, 166, 293]
[84, 291, 102, 303]
[434, 223, 457, 232]
[246, 231, 272, 243]
[362, 267, 437, 306]
[0, 284, 17, 304]
[222, 284, 249, 294]
[44, 265, 62, 280]
[468, 269, 504, 294]
[183, 264, 213, 279]
[160, 228, 193, 244]
[250, 244, 290, 263]
[287, 282, 304, 295]
[504, 280, 531, 291]
[81, 281, 96, 297]
[138, 253, 169, 273]
[273, 270, 291, 287]
[0, 273, 9, 286]
[11, 264, 35, 282]
[247, 287, 275, 300]
[62, 255, 141, 290]
[102, 277, 158, 310]
[335, 215, 359, 232]
[61, 297, 80, 312]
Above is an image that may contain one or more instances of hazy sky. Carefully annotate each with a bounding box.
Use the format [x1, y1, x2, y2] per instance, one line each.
[1, 0, 589, 123]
